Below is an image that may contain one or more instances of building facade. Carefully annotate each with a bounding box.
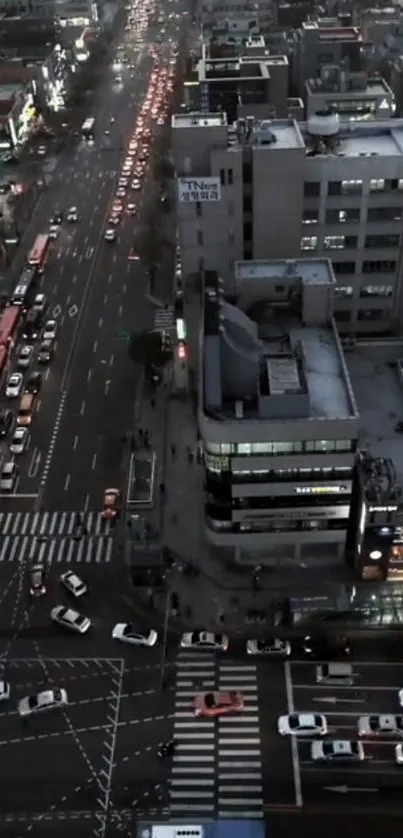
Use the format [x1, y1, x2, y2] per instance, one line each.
[172, 111, 403, 335]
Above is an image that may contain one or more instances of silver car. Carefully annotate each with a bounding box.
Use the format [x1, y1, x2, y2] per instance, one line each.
[51, 605, 91, 634]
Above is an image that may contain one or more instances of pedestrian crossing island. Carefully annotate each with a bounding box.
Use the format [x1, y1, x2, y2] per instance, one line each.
[170, 651, 264, 820]
[0, 511, 115, 565]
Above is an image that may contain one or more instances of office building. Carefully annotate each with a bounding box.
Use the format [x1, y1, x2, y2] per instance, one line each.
[306, 69, 395, 121]
[172, 111, 403, 335]
[0, 0, 99, 24]
[201, 0, 275, 41]
[199, 261, 403, 582]
[291, 20, 363, 97]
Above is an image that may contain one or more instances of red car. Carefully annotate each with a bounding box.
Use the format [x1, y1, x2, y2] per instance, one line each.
[193, 691, 244, 718]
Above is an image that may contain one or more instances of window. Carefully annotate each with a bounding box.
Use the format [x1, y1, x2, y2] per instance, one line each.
[360, 285, 393, 298]
[220, 169, 225, 186]
[363, 260, 396, 274]
[367, 207, 403, 223]
[385, 178, 403, 191]
[334, 286, 353, 297]
[369, 178, 385, 192]
[324, 235, 357, 250]
[358, 309, 387, 322]
[228, 229, 235, 245]
[341, 179, 362, 195]
[244, 221, 252, 241]
[243, 162, 252, 182]
[328, 181, 341, 196]
[304, 181, 320, 197]
[332, 261, 356, 275]
[334, 310, 351, 322]
[302, 210, 319, 225]
[227, 168, 233, 185]
[197, 229, 203, 246]
[243, 195, 252, 212]
[198, 257, 204, 272]
[326, 208, 360, 224]
[301, 236, 317, 251]
[196, 201, 202, 217]
[365, 234, 400, 249]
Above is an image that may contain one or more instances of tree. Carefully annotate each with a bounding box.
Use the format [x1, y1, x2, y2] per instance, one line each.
[128, 330, 172, 371]
[134, 210, 169, 292]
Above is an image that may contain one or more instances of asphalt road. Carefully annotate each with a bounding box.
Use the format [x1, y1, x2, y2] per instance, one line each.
[0, 0, 184, 517]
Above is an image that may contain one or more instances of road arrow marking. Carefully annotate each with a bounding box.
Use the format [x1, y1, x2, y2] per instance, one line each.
[324, 785, 379, 794]
[312, 697, 366, 704]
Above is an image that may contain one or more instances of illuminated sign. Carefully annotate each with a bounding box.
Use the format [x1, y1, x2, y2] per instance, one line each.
[178, 177, 221, 203]
[295, 485, 349, 495]
[243, 506, 350, 521]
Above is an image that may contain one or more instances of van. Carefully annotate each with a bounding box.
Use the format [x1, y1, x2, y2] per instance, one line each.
[0, 461, 18, 492]
[17, 393, 35, 426]
[316, 662, 354, 686]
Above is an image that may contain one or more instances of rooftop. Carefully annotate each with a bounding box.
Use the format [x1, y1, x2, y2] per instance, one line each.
[306, 76, 392, 98]
[301, 118, 403, 157]
[302, 22, 362, 41]
[202, 265, 356, 425]
[172, 112, 227, 129]
[346, 341, 403, 485]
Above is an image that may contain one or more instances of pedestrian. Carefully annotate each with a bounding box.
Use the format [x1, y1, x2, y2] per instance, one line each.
[159, 482, 166, 495]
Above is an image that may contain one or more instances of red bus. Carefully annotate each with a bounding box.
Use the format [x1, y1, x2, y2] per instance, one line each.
[0, 346, 8, 386]
[0, 306, 21, 348]
[28, 234, 50, 271]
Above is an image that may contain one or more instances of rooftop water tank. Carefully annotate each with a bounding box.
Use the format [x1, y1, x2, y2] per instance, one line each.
[308, 109, 340, 137]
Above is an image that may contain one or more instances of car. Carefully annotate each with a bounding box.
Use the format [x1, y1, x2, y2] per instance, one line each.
[51, 211, 63, 225]
[131, 179, 141, 190]
[0, 681, 10, 701]
[17, 344, 34, 368]
[42, 320, 57, 341]
[396, 743, 403, 764]
[127, 203, 137, 214]
[67, 206, 78, 222]
[38, 146, 46, 156]
[104, 228, 116, 242]
[193, 691, 244, 718]
[102, 487, 120, 518]
[278, 713, 328, 737]
[302, 634, 351, 658]
[358, 714, 403, 738]
[0, 461, 18, 492]
[112, 624, 158, 646]
[18, 688, 68, 717]
[29, 563, 46, 597]
[128, 249, 140, 261]
[6, 372, 23, 398]
[49, 224, 59, 239]
[246, 638, 291, 657]
[116, 188, 126, 198]
[10, 426, 28, 455]
[25, 371, 42, 394]
[108, 215, 121, 226]
[33, 293, 46, 313]
[180, 631, 229, 651]
[50, 605, 91, 634]
[0, 409, 13, 437]
[23, 310, 42, 340]
[118, 177, 129, 186]
[60, 570, 87, 598]
[38, 340, 53, 364]
[311, 739, 365, 763]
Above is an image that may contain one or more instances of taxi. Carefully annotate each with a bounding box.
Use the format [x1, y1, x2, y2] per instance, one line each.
[102, 487, 120, 519]
[193, 691, 244, 718]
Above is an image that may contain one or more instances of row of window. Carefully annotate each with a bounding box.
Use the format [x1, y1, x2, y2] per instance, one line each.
[303, 207, 403, 225]
[230, 466, 353, 483]
[304, 178, 403, 197]
[333, 260, 396, 275]
[335, 308, 390, 322]
[334, 285, 393, 299]
[206, 515, 349, 533]
[204, 439, 355, 455]
[301, 234, 400, 251]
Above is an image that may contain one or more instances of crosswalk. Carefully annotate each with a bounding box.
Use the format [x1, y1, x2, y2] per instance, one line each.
[154, 305, 174, 331]
[170, 650, 264, 820]
[0, 511, 115, 564]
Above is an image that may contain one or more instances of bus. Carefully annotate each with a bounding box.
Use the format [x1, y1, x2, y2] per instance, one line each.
[0, 346, 8, 388]
[11, 266, 37, 308]
[28, 234, 50, 271]
[81, 117, 95, 139]
[0, 305, 21, 348]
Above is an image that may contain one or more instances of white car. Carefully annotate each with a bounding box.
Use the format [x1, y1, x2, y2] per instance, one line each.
[10, 427, 28, 455]
[18, 688, 67, 718]
[399, 689, 403, 707]
[311, 739, 365, 763]
[112, 624, 157, 646]
[278, 713, 327, 737]
[358, 714, 403, 738]
[118, 177, 129, 187]
[396, 743, 403, 764]
[127, 203, 136, 214]
[49, 224, 59, 239]
[17, 345, 33, 369]
[247, 638, 291, 657]
[180, 631, 228, 651]
[0, 681, 10, 701]
[50, 605, 91, 634]
[42, 320, 57, 341]
[0, 461, 18, 491]
[6, 372, 23, 398]
[33, 293, 46, 313]
[38, 145, 46, 156]
[60, 570, 87, 598]
[131, 179, 141, 190]
[104, 229, 116, 242]
[67, 206, 78, 222]
[116, 188, 126, 198]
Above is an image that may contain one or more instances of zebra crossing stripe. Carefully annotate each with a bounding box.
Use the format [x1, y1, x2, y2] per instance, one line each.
[0, 511, 112, 537]
[0, 535, 114, 564]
